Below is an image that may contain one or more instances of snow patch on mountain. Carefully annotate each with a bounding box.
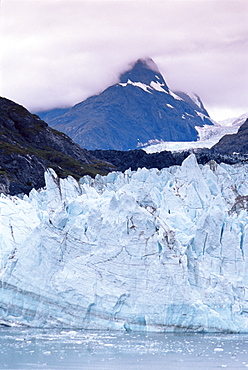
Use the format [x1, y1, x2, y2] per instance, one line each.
[150, 80, 168, 93]
[119, 79, 169, 94]
[0, 155, 248, 332]
[168, 90, 183, 101]
[119, 79, 152, 93]
[118, 77, 190, 103]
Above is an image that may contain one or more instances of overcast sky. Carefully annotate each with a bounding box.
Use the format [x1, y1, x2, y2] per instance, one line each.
[1, 0, 248, 120]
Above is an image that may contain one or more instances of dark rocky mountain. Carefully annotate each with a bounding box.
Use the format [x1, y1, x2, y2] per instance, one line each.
[37, 58, 213, 151]
[0, 97, 114, 195]
[212, 119, 248, 155]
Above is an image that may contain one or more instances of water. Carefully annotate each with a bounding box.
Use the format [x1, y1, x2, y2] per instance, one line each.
[1, 328, 248, 369]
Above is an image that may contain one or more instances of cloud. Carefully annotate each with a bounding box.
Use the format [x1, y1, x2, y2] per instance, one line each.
[1, 0, 248, 120]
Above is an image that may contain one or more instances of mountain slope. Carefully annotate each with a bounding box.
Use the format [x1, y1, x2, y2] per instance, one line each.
[36, 107, 69, 122]
[212, 118, 248, 155]
[0, 97, 113, 195]
[39, 58, 213, 151]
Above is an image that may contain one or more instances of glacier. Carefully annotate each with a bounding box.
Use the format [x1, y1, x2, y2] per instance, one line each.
[0, 154, 248, 332]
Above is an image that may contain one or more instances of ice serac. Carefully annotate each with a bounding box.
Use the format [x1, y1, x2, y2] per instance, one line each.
[0, 155, 248, 332]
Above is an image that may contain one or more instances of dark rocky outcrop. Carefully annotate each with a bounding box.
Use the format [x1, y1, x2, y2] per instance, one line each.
[0, 97, 114, 195]
[90, 147, 246, 173]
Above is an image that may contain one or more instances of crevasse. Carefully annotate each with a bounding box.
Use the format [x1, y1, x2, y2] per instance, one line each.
[0, 154, 248, 332]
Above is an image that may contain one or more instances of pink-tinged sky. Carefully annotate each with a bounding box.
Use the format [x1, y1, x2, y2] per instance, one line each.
[1, 0, 248, 120]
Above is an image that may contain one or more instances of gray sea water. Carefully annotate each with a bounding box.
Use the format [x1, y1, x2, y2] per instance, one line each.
[0, 328, 248, 369]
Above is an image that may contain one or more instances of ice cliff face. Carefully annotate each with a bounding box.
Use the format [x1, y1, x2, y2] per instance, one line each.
[1, 154, 248, 332]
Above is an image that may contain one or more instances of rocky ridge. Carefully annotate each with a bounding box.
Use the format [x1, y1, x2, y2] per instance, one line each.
[0, 97, 113, 195]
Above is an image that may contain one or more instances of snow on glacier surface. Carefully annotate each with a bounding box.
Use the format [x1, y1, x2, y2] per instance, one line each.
[0, 154, 248, 332]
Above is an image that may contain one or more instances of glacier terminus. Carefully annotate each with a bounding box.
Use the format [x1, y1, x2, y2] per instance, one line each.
[0, 154, 248, 332]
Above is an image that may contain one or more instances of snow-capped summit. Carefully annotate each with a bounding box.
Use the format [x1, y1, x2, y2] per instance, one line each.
[119, 58, 169, 91]
[38, 58, 214, 151]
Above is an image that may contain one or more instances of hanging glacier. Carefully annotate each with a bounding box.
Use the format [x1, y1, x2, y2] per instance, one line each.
[0, 154, 248, 332]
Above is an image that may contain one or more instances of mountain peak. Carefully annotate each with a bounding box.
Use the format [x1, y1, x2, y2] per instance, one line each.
[119, 58, 168, 88]
[131, 58, 160, 72]
[37, 58, 214, 151]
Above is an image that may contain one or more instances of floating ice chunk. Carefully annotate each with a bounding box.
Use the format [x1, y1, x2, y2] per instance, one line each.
[214, 347, 224, 352]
